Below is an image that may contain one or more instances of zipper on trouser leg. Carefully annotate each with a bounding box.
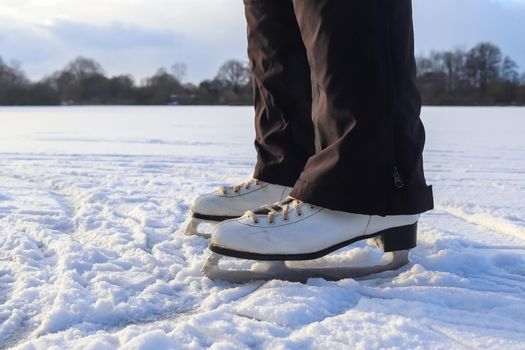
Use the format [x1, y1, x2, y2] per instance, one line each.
[392, 165, 404, 189]
[382, 1, 406, 192]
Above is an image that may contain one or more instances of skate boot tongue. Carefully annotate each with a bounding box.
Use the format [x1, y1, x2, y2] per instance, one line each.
[244, 197, 302, 224]
[220, 179, 263, 195]
[252, 197, 295, 215]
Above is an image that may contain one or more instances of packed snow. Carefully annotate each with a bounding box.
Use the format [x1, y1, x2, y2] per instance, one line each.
[0, 106, 524, 349]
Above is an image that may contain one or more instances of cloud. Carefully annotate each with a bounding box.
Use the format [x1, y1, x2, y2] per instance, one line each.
[47, 20, 183, 49]
[0, 0, 523, 82]
[491, 0, 525, 6]
[0, 0, 247, 82]
[0, 0, 245, 42]
[413, 0, 525, 69]
[0, 17, 60, 71]
[0, 9, 246, 82]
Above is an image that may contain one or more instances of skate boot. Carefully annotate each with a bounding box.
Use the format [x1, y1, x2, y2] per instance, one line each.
[184, 179, 292, 238]
[203, 197, 418, 283]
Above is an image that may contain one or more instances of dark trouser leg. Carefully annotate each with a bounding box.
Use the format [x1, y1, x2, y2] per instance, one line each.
[290, 0, 433, 215]
[245, 0, 316, 187]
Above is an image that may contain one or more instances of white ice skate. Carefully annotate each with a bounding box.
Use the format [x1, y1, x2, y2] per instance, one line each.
[203, 198, 418, 283]
[184, 179, 292, 238]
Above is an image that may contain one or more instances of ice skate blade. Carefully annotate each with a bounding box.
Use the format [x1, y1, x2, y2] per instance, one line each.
[183, 217, 217, 238]
[202, 250, 410, 284]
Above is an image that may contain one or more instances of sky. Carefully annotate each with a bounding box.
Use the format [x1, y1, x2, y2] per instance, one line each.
[0, 0, 524, 83]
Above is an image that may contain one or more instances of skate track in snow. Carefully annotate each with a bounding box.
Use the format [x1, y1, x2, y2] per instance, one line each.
[0, 106, 524, 349]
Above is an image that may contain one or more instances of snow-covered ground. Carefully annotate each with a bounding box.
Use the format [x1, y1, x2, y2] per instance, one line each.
[0, 106, 524, 349]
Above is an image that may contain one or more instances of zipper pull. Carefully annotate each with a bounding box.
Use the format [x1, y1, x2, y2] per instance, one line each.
[392, 166, 404, 189]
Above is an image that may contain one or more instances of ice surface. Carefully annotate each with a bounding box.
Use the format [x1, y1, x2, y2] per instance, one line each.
[0, 106, 524, 349]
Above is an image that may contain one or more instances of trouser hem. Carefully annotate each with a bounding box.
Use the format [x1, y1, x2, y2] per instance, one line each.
[253, 167, 302, 188]
[290, 178, 434, 216]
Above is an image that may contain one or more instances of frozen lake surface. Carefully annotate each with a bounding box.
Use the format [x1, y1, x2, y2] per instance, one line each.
[0, 106, 524, 349]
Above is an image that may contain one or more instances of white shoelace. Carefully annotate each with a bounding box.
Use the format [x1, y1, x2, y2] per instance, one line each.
[245, 198, 315, 224]
[220, 179, 261, 195]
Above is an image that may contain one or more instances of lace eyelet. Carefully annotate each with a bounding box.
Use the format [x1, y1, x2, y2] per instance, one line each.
[297, 213, 302, 217]
[309, 205, 315, 210]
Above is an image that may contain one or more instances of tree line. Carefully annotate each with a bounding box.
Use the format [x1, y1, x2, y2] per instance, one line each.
[0, 58, 251, 106]
[1, 42, 524, 106]
[417, 42, 525, 105]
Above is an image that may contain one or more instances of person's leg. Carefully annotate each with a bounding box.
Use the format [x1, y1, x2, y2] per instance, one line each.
[245, 0, 316, 187]
[289, 0, 433, 215]
[184, 0, 316, 236]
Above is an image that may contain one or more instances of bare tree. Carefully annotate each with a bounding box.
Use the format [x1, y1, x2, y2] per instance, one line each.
[465, 42, 502, 93]
[216, 59, 250, 88]
[416, 51, 442, 77]
[0, 57, 29, 104]
[171, 63, 187, 82]
[440, 49, 466, 94]
[0, 58, 28, 87]
[44, 57, 107, 104]
[501, 56, 519, 82]
[63, 57, 104, 80]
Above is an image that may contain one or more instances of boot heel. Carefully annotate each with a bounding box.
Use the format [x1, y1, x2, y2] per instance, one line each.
[379, 222, 417, 252]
